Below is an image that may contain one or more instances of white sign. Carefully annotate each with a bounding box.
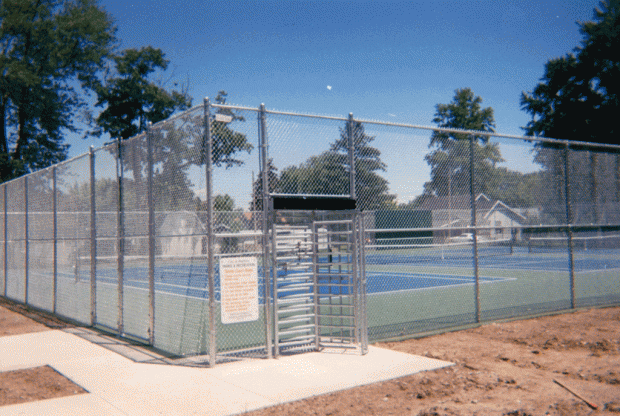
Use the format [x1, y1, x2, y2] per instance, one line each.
[215, 113, 233, 123]
[220, 257, 259, 324]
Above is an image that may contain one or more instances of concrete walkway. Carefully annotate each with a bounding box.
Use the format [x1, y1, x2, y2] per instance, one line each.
[0, 329, 452, 415]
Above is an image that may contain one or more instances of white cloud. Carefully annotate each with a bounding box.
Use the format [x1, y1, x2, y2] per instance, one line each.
[327, 85, 332, 90]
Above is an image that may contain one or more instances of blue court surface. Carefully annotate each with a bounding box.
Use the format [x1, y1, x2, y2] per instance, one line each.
[60, 246, 619, 301]
[65, 262, 510, 301]
[365, 246, 620, 272]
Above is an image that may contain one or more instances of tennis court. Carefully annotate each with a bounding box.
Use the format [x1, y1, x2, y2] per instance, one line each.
[58, 233, 620, 301]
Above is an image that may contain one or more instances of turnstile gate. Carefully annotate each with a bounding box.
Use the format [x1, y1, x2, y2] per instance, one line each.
[271, 216, 368, 356]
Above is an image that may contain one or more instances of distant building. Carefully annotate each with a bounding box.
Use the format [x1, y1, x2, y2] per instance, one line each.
[417, 194, 526, 243]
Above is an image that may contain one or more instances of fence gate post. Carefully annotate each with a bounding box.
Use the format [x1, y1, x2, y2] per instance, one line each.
[259, 103, 273, 359]
[204, 98, 217, 367]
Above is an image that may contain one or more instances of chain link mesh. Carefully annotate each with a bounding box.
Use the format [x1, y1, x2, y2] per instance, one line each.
[93, 145, 119, 331]
[25, 168, 55, 312]
[266, 112, 350, 197]
[54, 155, 91, 324]
[6, 178, 25, 302]
[0, 186, 4, 295]
[151, 106, 209, 356]
[210, 107, 266, 360]
[1, 103, 619, 359]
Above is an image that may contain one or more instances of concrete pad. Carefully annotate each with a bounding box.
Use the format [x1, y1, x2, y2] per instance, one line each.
[0, 330, 111, 371]
[0, 329, 453, 416]
[208, 346, 453, 405]
[0, 394, 126, 416]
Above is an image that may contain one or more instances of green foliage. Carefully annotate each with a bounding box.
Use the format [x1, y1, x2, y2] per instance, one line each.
[93, 46, 191, 140]
[275, 121, 394, 211]
[331, 121, 395, 210]
[520, 1, 620, 222]
[214, 194, 235, 212]
[279, 152, 348, 196]
[0, 0, 116, 182]
[521, 0, 619, 143]
[251, 158, 279, 211]
[423, 88, 502, 198]
[419, 88, 545, 209]
[211, 91, 254, 168]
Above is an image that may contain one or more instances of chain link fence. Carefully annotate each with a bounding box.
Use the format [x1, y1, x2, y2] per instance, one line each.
[1, 101, 619, 364]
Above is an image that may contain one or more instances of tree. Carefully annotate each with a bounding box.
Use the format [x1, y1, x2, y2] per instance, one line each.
[251, 158, 279, 211]
[279, 151, 348, 197]
[93, 46, 191, 140]
[422, 88, 502, 200]
[210, 91, 254, 168]
[520, 1, 620, 223]
[0, 0, 116, 182]
[330, 121, 394, 210]
[521, 0, 619, 143]
[275, 121, 394, 211]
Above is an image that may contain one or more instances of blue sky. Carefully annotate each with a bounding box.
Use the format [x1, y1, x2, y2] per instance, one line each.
[72, 0, 601, 205]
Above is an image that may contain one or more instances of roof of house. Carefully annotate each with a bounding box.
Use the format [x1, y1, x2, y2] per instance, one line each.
[418, 193, 526, 224]
[418, 193, 491, 211]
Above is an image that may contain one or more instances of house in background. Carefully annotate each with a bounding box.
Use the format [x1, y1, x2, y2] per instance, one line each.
[417, 193, 526, 243]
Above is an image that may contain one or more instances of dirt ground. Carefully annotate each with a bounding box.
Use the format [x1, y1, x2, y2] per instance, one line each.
[0, 299, 86, 406]
[248, 307, 620, 416]
[0, 298, 619, 415]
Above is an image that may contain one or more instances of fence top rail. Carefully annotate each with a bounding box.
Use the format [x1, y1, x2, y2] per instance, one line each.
[365, 223, 620, 234]
[2, 102, 620, 188]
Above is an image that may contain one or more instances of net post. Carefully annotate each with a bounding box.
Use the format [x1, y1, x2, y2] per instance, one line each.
[204, 98, 217, 367]
[259, 102, 273, 359]
[24, 176, 28, 304]
[469, 135, 480, 323]
[564, 143, 575, 309]
[90, 146, 97, 326]
[146, 124, 155, 345]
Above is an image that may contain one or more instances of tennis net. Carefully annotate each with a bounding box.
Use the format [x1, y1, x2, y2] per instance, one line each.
[365, 239, 513, 265]
[528, 234, 620, 253]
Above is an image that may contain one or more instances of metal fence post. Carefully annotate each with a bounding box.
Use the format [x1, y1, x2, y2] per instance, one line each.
[52, 167, 57, 313]
[204, 98, 217, 366]
[117, 138, 125, 335]
[259, 103, 273, 359]
[359, 214, 368, 354]
[564, 143, 575, 309]
[90, 147, 97, 326]
[3, 185, 7, 297]
[24, 176, 28, 304]
[348, 113, 356, 201]
[469, 135, 480, 323]
[146, 124, 155, 345]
